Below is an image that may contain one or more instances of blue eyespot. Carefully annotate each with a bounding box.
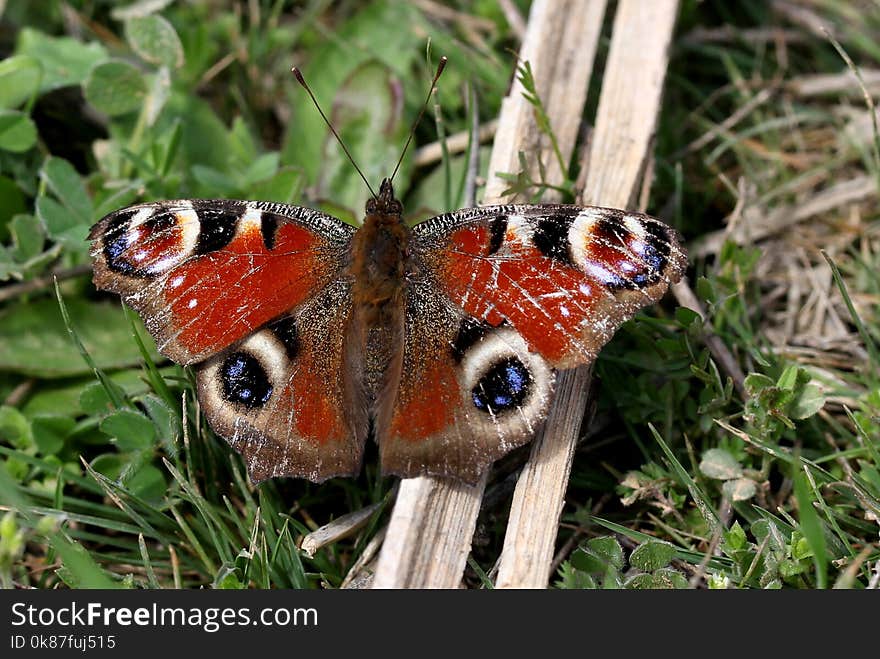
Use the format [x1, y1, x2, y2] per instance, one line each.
[472, 358, 532, 413]
[221, 352, 272, 408]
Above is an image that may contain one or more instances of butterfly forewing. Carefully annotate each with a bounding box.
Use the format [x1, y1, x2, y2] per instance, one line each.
[90, 199, 355, 365]
[410, 204, 687, 369]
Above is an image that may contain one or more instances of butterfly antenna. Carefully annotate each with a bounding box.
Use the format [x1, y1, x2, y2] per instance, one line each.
[390, 55, 448, 184]
[291, 66, 378, 199]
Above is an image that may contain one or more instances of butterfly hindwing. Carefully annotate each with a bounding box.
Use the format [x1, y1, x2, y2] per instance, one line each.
[195, 279, 365, 482]
[411, 204, 687, 369]
[377, 278, 555, 481]
[89, 199, 355, 365]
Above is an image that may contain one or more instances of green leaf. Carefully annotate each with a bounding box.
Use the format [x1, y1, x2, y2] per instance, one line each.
[40, 156, 92, 224]
[100, 409, 156, 451]
[51, 534, 120, 589]
[159, 92, 233, 168]
[570, 548, 601, 574]
[744, 373, 775, 394]
[229, 116, 258, 164]
[722, 477, 757, 502]
[80, 381, 126, 416]
[651, 568, 690, 589]
[790, 532, 812, 560]
[0, 177, 27, 227]
[587, 536, 625, 569]
[556, 562, 596, 589]
[630, 539, 677, 571]
[84, 60, 148, 116]
[0, 110, 37, 152]
[624, 569, 688, 589]
[89, 454, 125, 481]
[126, 463, 166, 501]
[675, 306, 701, 327]
[0, 298, 161, 378]
[31, 414, 76, 455]
[0, 406, 33, 450]
[242, 152, 280, 187]
[314, 61, 407, 214]
[752, 518, 786, 556]
[125, 15, 184, 69]
[0, 55, 43, 109]
[793, 467, 827, 588]
[10, 214, 44, 261]
[699, 447, 743, 480]
[409, 147, 491, 213]
[723, 520, 748, 552]
[111, 0, 176, 20]
[214, 564, 245, 589]
[249, 167, 303, 204]
[35, 196, 85, 246]
[36, 157, 93, 246]
[623, 573, 655, 589]
[282, 1, 423, 188]
[0, 246, 16, 281]
[569, 536, 625, 586]
[695, 275, 716, 303]
[14, 28, 108, 93]
[141, 395, 178, 449]
[191, 165, 236, 195]
[790, 383, 826, 420]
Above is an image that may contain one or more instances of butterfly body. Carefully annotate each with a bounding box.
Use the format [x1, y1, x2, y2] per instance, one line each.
[89, 181, 686, 484]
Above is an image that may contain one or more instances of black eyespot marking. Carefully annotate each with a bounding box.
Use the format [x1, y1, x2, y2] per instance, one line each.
[220, 352, 272, 408]
[269, 316, 299, 359]
[261, 213, 280, 251]
[592, 217, 673, 290]
[195, 204, 244, 255]
[488, 215, 507, 255]
[638, 221, 671, 273]
[533, 216, 575, 265]
[103, 210, 176, 276]
[451, 318, 491, 363]
[625, 221, 670, 287]
[103, 213, 137, 275]
[472, 357, 532, 413]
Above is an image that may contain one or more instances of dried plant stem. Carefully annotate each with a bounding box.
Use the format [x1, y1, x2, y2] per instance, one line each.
[496, 0, 680, 589]
[0, 263, 91, 304]
[672, 280, 748, 399]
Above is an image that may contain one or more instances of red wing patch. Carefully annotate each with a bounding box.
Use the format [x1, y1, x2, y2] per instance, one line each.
[166, 220, 325, 359]
[443, 223, 594, 362]
[388, 357, 458, 442]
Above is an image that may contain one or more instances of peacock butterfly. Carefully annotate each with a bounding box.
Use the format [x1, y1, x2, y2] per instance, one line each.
[88, 62, 687, 484]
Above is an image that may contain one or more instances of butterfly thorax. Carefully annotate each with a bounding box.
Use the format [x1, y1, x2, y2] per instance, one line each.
[350, 178, 409, 330]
